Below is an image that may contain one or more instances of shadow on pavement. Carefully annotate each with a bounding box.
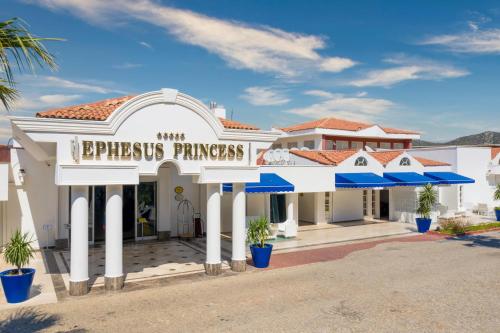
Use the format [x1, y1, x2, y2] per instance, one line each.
[458, 233, 500, 249]
[0, 308, 86, 333]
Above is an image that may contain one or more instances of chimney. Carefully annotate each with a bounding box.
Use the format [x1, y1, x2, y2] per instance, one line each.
[209, 101, 226, 119]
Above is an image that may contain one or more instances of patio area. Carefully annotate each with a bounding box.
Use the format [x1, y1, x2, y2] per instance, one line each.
[53, 239, 230, 291]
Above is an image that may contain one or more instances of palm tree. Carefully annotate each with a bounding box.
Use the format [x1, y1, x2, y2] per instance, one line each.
[0, 17, 61, 110]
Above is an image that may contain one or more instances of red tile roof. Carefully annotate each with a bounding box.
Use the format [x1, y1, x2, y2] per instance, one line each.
[219, 118, 259, 130]
[0, 145, 10, 163]
[36, 95, 259, 130]
[491, 147, 500, 160]
[290, 150, 358, 165]
[288, 149, 449, 167]
[413, 156, 450, 167]
[369, 151, 404, 166]
[36, 96, 135, 121]
[280, 117, 419, 135]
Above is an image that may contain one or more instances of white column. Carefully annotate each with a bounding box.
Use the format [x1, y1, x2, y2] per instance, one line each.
[366, 189, 373, 219]
[205, 183, 221, 275]
[105, 185, 124, 290]
[231, 183, 246, 272]
[70, 185, 89, 296]
[285, 193, 298, 237]
[314, 192, 326, 224]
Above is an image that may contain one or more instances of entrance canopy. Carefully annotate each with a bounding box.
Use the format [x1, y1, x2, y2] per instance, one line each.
[223, 173, 294, 193]
[335, 173, 396, 188]
[383, 172, 439, 186]
[423, 172, 475, 185]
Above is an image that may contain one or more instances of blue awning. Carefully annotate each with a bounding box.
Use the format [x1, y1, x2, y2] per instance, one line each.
[223, 173, 294, 193]
[423, 172, 475, 185]
[383, 172, 439, 186]
[335, 173, 396, 188]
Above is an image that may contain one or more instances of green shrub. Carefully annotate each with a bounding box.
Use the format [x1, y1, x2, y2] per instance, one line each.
[3, 230, 34, 275]
[247, 216, 271, 248]
[495, 184, 500, 211]
[438, 217, 471, 235]
[417, 184, 437, 219]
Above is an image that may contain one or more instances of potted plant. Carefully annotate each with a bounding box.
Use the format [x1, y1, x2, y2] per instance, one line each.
[416, 183, 437, 233]
[0, 231, 35, 303]
[247, 217, 273, 268]
[494, 184, 500, 222]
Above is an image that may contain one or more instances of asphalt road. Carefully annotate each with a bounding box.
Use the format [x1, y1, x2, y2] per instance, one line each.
[1, 232, 500, 333]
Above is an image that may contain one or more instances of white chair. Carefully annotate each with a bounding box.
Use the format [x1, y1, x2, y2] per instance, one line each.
[477, 203, 489, 216]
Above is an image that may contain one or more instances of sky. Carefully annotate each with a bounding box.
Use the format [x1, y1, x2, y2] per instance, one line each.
[2, 0, 500, 141]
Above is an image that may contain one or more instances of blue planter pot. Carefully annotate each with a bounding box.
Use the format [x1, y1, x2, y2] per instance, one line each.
[416, 218, 432, 233]
[495, 210, 500, 222]
[0, 268, 35, 303]
[250, 244, 273, 268]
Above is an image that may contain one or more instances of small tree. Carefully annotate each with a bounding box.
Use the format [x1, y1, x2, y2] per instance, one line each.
[3, 230, 34, 275]
[247, 216, 271, 248]
[417, 183, 437, 220]
[495, 184, 500, 210]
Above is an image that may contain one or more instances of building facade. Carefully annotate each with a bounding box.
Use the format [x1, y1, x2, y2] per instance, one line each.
[0, 88, 478, 296]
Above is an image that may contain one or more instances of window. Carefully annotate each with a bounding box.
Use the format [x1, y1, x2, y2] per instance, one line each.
[287, 142, 298, 149]
[351, 141, 363, 150]
[399, 157, 411, 166]
[336, 140, 349, 150]
[325, 139, 335, 150]
[303, 140, 315, 150]
[272, 143, 282, 149]
[393, 143, 404, 149]
[363, 190, 367, 215]
[371, 191, 376, 215]
[270, 194, 287, 223]
[354, 156, 368, 166]
[459, 185, 464, 208]
[366, 142, 378, 150]
[325, 192, 330, 214]
[380, 142, 391, 149]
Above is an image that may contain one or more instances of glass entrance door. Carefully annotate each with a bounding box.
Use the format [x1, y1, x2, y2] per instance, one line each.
[136, 182, 157, 240]
[123, 185, 136, 240]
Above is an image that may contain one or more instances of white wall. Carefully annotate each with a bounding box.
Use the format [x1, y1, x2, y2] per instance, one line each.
[298, 193, 315, 222]
[331, 190, 363, 222]
[7, 148, 58, 249]
[391, 187, 418, 223]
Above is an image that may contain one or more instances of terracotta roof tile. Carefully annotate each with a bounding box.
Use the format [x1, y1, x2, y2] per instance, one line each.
[36, 95, 135, 120]
[36, 95, 259, 130]
[290, 150, 358, 165]
[491, 147, 500, 160]
[368, 151, 404, 166]
[280, 117, 419, 135]
[219, 118, 259, 130]
[413, 156, 451, 167]
[0, 145, 10, 163]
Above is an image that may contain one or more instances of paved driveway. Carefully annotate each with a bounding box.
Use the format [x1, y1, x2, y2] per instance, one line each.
[1, 232, 500, 333]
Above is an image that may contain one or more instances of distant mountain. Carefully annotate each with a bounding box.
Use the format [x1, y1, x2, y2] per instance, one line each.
[413, 131, 500, 147]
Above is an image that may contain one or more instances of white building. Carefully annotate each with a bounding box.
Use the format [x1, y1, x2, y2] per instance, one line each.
[0, 89, 476, 296]
[408, 146, 500, 214]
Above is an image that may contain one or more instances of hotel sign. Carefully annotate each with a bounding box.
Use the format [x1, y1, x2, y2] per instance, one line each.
[75, 132, 244, 162]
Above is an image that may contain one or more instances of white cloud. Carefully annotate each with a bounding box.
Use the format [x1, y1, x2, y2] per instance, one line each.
[241, 87, 290, 106]
[348, 55, 469, 87]
[112, 62, 143, 69]
[32, 0, 357, 78]
[24, 75, 125, 94]
[139, 41, 152, 49]
[319, 57, 357, 73]
[304, 90, 335, 98]
[421, 28, 500, 54]
[7, 94, 82, 111]
[285, 92, 394, 122]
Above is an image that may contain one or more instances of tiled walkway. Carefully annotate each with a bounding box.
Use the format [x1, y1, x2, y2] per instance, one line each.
[264, 232, 447, 269]
[54, 239, 230, 290]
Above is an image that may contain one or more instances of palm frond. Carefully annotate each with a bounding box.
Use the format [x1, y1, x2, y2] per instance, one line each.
[0, 17, 62, 111]
[0, 80, 18, 110]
